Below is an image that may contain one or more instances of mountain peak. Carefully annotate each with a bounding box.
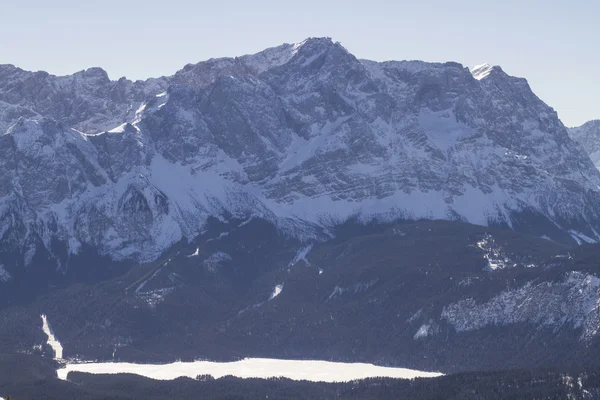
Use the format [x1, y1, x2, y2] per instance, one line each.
[76, 67, 110, 82]
[295, 36, 335, 47]
[238, 37, 343, 75]
[293, 36, 346, 56]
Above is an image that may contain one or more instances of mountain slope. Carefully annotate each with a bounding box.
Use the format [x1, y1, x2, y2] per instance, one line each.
[1, 38, 600, 273]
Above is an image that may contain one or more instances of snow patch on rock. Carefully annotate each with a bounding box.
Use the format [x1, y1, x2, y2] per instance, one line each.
[471, 63, 494, 80]
[414, 322, 439, 340]
[269, 284, 284, 300]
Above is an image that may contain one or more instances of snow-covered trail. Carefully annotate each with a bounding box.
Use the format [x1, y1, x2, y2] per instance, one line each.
[41, 314, 63, 359]
[57, 358, 442, 382]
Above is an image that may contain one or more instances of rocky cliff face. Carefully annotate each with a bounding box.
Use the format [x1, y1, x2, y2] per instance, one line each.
[1, 37, 599, 270]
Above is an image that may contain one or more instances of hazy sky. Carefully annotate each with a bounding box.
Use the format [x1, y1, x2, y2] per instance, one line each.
[1, 0, 597, 126]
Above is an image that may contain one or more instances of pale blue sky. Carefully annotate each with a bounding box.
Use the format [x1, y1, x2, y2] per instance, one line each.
[1, 0, 597, 126]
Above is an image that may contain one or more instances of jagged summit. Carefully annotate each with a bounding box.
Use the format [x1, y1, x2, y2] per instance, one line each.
[0, 38, 599, 270]
[172, 37, 348, 90]
[73, 67, 110, 82]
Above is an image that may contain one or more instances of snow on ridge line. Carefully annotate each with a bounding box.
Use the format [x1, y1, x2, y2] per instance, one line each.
[471, 63, 494, 80]
[57, 358, 443, 382]
[41, 314, 63, 360]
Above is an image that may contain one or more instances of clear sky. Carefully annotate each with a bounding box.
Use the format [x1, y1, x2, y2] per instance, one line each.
[1, 0, 597, 126]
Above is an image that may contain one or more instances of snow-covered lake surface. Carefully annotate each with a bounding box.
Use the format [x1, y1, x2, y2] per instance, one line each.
[41, 314, 442, 383]
[57, 358, 443, 382]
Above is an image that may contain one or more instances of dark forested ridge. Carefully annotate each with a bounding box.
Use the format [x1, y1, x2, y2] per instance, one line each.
[3, 220, 600, 398]
[3, 219, 600, 374]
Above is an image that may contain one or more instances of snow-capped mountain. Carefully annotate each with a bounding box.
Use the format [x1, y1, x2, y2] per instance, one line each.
[569, 120, 600, 169]
[1, 37, 600, 269]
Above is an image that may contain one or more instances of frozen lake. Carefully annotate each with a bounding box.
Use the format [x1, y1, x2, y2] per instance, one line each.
[57, 358, 443, 382]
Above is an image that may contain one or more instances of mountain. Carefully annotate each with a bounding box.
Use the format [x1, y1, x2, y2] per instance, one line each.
[5, 41, 600, 394]
[569, 119, 600, 168]
[1, 37, 600, 278]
